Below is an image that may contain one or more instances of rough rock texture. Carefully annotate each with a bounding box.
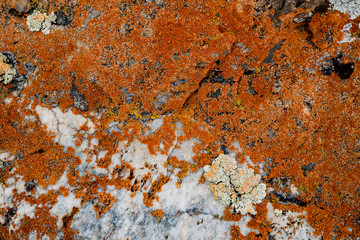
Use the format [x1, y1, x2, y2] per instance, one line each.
[0, 0, 360, 239]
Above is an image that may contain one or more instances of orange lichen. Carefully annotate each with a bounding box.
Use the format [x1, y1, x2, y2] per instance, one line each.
[143, 175, 170, 207]
[230, 225, 244, 240]
[151, 209, 164, 223]
[223, 206, 242, 222]
[166, 156, 191, 183]
[94, 192, 116, 219]
[0, 0, 359, 238]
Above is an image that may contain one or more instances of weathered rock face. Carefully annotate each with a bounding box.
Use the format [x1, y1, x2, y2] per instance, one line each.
[0, 0, 360, 239]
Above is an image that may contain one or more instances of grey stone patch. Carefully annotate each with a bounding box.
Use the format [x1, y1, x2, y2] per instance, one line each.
[107, 121, 122, 133]
[54, 10, 74, 26]
[81, 9, 102, 28]
[0, 151, 15, 169]
[208, 89, 221, 99]
[301, 163, 316, 177]
[268, 178, 307, 206]
[171, 78, 187, 87]
[248, 88, 258, 95]
[262, 40, 284, 65]
[211, 53, 219, 58]
[154, 93, 170, 109]
[141, 9, 158, 20]
[268, 128, 278, 139]
[235, 43, 249, 53]
[267, 202, 320, 240]
[293, 11, 313, 23]
[71, 170, 257, 239]
[120, 87, 135, 104]
[70, 84, 89, 112]
[220, 144, 231, 155]
[255, 0, 329, 26]
[25, 180, 36, 192]
[303, 95, 314, 110]
[0, 53, 16, 84]
[15, 0, 31, 13]
[120, 23, 134, 36]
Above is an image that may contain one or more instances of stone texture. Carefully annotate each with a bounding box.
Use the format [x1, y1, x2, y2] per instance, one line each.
[0, 0, 359, 239]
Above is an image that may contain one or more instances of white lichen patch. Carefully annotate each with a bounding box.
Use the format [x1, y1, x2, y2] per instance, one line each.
[26, 11, 57, 35]
[203, 154, 266, 215]
[0, 53, 16, 84]
[330, 0, 360, 20]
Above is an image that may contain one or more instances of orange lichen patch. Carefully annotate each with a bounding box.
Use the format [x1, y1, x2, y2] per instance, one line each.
[139, 116, 177, 155]
[307, 13, 348, 52]
[166, 156, 191, 183]
[94, 192, 116, 219]
[223, 206, 242, 222]
[61, 207, 80, 239]
[151, 209, 164, 223]
[16, 213, 58, 239]
[143, 175, 170, 207]
[246, 202, 271, 238]
[230, 225, 244, 240]
[198, 174, 206, 184]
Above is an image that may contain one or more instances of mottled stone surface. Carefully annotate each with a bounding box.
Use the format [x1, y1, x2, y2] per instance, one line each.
[0, 0, 360, 239]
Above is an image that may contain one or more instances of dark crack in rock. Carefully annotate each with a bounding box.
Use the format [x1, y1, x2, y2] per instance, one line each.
[70, 84, 89, 112]
[262, 40, 284, 64]
[55, 9, 74, 26]
[333, 55, 355, 80]
[208, 89, 221, 99]
[255, 0, 330, 26]
[321, 54, 355, 79]
[3, 207, 17, 227]
[301, 163, 316, 177]
[25, 180, 36, 192]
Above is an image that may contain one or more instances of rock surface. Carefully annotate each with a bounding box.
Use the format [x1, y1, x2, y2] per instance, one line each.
[0, 0, 360, 239]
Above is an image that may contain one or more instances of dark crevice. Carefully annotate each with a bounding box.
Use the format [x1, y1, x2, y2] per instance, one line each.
[181, 64, 234, 108]
[3, 208, 17, 226]
[271, 192, 308, 206]
[262, 40, 284, 64]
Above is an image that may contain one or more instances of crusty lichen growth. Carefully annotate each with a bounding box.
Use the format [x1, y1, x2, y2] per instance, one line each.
[0, 53, 16, 84]
[26, 10, 56, 35]
[204, 154, 266, 215]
